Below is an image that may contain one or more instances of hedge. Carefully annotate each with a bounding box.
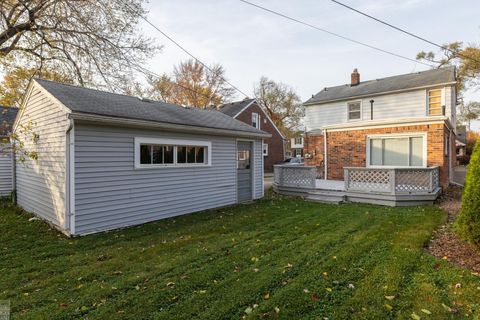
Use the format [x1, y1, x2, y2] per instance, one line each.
[456, 136, 480, 247]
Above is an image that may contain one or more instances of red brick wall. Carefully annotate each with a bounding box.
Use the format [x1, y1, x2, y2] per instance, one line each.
[234, 102, 285, 172]
[304, 123, 453, 187]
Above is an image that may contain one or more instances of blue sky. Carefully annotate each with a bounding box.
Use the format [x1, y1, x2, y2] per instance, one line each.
[141, 0, 480, 128]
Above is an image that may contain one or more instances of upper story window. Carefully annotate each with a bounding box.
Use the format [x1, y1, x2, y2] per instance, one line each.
[428, 89, 443, 116]
[252, 113, 260, 129]
[294, 137, 303, 145]
[347, 101, 361, 121]
[135, 137, 211, 169]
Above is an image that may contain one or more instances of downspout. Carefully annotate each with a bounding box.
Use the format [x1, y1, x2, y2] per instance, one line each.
[66, 118, 75, 236]
[11, 137, 16, 204]
[323, 129, 328, 180]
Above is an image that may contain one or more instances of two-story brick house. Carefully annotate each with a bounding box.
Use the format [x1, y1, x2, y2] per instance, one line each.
[303, 67, 457, 188]
[218, 98, 285, 172]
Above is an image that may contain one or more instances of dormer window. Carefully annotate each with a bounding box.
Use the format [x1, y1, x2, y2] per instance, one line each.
[428, 89, 443, 116]
[347, 101, 361, 121]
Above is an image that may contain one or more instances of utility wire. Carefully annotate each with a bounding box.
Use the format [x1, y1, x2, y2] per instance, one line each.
[118, 0, 249, 98]
[330, 0, 480, 65]
[238, 0, 434, 67]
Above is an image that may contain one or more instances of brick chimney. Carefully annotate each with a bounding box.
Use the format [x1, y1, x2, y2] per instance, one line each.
[351, 68, 360, 86]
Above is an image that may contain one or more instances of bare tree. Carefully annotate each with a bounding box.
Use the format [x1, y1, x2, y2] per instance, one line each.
[147, 59, 235, 108]
[254, 76, 304, 137]
[0, 0, 161, 92]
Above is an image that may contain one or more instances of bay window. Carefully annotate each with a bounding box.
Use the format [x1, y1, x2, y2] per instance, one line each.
[135, 138, 211, 168]
[367, 134, 426, 167]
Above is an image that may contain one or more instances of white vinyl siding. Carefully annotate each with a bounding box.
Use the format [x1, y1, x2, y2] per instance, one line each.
[305, 87, 455, 130]
[367, 134, 426, 167]
[74, 124, 263, 235]
[15, 86, 69, 229]
[0, 142, 12, 196]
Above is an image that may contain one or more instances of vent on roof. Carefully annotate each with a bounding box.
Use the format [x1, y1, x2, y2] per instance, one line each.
[138, 97, 155, 103]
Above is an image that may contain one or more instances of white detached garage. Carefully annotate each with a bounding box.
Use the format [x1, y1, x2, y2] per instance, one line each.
[13, 79, 270, 236]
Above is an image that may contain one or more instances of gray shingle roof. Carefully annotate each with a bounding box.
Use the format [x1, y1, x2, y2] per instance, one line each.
[217, 98, 255, 117]
[36, 80, 269, 136]
[1, 106, 18, 136]
[304, 66, 456, 105]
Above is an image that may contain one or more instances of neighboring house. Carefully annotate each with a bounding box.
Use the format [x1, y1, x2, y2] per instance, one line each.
[455, 125, 467, 163]
[0, 106, 18, 197]
[218, 98, 285, 172]
[289, 133, 304, 158]
[303, 67, 457, 188]
[13, 79, 269, 236]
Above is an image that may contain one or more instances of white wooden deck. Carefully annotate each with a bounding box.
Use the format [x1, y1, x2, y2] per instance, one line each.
[273, 165, 442, 206]
[315, 179, 345, 191]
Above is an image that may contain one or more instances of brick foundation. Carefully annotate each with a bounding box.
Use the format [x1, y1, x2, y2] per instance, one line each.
[304, 123, 453, 188]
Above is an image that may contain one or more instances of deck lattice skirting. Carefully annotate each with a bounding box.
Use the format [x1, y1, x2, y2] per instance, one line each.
[273, 165, 441, 206]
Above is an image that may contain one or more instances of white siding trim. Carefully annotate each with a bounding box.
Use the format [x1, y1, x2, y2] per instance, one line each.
[68, 121, 76, 235]
[366, 132, 428, 168]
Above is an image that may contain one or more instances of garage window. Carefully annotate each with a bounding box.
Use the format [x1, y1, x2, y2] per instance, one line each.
[135, 138, 211, 168]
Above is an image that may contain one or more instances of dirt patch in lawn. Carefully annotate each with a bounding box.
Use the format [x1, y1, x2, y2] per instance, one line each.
[427, 186, 480, 273]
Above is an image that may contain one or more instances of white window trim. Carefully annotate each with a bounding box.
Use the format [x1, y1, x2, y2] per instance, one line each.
[426, 88, 445, 116]
[347, 100, 362, 122]
[263, 143, 268, 156]
[134, 137, 212, 169]
[252, 112, 260, 129]
[366, 132, 427, 168]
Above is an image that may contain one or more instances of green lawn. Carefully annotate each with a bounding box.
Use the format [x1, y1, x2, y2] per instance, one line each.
[1, 196, 479, 319]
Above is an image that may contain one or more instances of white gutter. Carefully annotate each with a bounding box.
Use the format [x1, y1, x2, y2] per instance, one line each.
[66, 118, 75, 236]
[317, 116, 451, 132]
[68, 113, 271, 139]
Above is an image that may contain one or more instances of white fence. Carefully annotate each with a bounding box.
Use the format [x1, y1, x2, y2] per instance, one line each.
[344, 167, 440, 194]
[273, 165, 317, 189]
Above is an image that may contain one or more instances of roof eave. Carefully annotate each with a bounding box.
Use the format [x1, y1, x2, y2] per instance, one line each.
[69, 112, 271, 139]
[303, 81, 457, 106]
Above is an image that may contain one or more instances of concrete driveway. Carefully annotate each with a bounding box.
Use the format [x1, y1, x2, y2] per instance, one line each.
[264, 173, 274, 191]
[452, 166, 467, 186]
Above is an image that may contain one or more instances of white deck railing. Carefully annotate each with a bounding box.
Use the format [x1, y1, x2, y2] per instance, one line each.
[273, 165, 317, 189]
[344, 167, 440, 194]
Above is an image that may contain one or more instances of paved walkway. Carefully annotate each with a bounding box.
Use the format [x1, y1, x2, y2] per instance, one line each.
[452, 166, 467, 186]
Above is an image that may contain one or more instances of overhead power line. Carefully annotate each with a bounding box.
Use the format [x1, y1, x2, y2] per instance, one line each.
[329, 0, 480, 65]
[238, 0, 434, 67]
[118, 0, 249, 98]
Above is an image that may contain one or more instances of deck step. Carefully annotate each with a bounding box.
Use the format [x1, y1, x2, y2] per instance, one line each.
[306, 190, 346, 204]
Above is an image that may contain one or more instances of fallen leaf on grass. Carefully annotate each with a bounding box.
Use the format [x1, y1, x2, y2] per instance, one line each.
[245, 307, 253, 314]
[166, 282, 175, 288]
[385, 296, 395, 300]
[303, 288, 310, 293]
[411, 313, 421, 320]
[251, 257, 259, 263]
[441, 303, 452, 312]
[311, 294, 320, 301]
[263, 293, 270, 300]
[326, 288, 332, 292]
[420, 309, 431, 315]
[348, 283, 355, 289]
[274, 307, 280, 314]
[384, 304, 393, 311]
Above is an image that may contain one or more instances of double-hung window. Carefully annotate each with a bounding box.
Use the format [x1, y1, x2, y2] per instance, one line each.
[135, 138, 211, 168]
[252, 113, 260, 129]
[368, 134, 426, 167]
[347, 101, 361, 121]
[428, 89, 443, 116]
[263, 143, 268, 156]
